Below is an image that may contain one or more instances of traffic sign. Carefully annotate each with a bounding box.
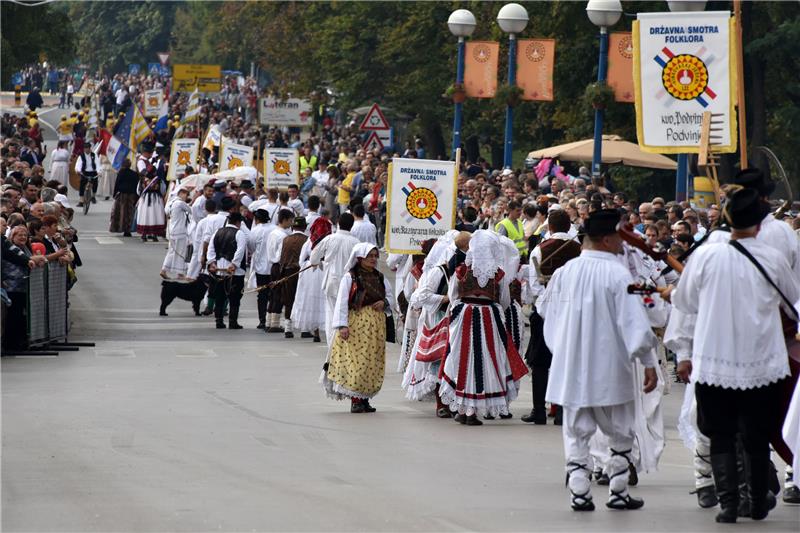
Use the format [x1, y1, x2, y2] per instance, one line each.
[377, 128, 393, 150]
[359, 103, 390, 130]
[363, 131, 384, 152]
[157, 52, 170, 66]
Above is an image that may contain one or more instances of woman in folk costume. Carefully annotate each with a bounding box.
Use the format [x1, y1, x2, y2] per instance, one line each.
[160, 184, 193, 279]
[497, 235, 524, 353]
[396, 237, 443, 374]
[291, 217, 331, 342]
[438, 230, 529, 425]
[321, 242, 395, 413]
[49, 141, 70, 187]
[136, 168, 166, 242]
[401, 233, 463, 411]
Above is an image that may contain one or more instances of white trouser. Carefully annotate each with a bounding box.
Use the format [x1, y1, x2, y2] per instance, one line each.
[563, 401, 635, 497]
[324, 293, 337, 347]
[162, 235, 189, 276]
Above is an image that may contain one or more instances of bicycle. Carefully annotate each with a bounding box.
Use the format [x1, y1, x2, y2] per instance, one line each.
[82, 175, 97, 215]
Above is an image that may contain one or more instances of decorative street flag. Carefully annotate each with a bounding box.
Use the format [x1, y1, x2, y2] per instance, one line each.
[608, 32, 635, 103]
[167, 138, 199, 181]
[202, 124, 222, 150]
[130, 104, 152, 154]
[516, 39, 555, 101]
[218, 142, 254, 173]
[264, 148, 299, 189]
[464, 41, 499, 98]
[633, 11, 736, 153]
[184, 88, 201, 122]
[144, 89, 163, 117]
[385, 158, 457, 254]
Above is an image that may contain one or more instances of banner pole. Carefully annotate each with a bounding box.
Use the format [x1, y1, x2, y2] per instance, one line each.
[733, 0, 748, 169]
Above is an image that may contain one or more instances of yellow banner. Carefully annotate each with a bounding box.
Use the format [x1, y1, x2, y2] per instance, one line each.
[517, 39, 555, 101]
[464, 41, 499, 98]
[172, 64, 222, 93]
[608, 32, 634, 103]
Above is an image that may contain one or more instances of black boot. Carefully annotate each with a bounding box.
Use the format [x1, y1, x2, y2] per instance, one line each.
[746, 451, 776, 520]
[553, 405, 563, 426]
[523, 370, 548, 424]
[710, 453, 739, 523]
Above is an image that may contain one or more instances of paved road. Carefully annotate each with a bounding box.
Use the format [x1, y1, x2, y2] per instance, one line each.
[3, 106, 799, 531]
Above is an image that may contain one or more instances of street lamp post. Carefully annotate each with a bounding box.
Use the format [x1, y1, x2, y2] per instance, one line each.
[586, 0, 622, 179]
[448, 9, 477, 160]
[668, 0, 707, 202]
[497, 3, 529, 169]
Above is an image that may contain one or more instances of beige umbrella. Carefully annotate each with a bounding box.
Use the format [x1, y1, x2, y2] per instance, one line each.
[529, 134, 677, 170]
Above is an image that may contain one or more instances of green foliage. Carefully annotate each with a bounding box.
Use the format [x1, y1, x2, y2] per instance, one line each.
[495, 83, 524, 108]
[0, 1, 75, 85]
[583, 82, 616, 110]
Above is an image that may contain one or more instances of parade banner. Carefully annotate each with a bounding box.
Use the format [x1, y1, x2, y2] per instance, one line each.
[516, 39, 555, 101]
[258, 97, 313, 127]
[143, 89, 163, 117]
[385, 158, 457, 254]
[464, 41, 499, 98]
[218, 142, 254, 173]
[634, 11, 737, 153]
[167, 138, 199, 181]
[264, 148, 299, 190]
[203, 125, 222, 150]
[172, 64, 222, 93]
[608, 32, 635, 103]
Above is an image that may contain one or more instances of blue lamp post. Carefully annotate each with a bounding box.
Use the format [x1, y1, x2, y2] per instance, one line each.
[497, 3, 529, 169]
[668, 0, 707, 202]
[448, 9, 477, 159]
[586, 0, 622, 179]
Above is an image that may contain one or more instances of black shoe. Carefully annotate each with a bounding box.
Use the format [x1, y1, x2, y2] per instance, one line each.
[746, 451, 776, 520]
[266, 327, 283, 333]
[216, 322, 226, 329]
[301, 331, 313, 338]
[363, 400, 376, 413]
[256, 322, 266, 330]
[570, 490, 595, 511]
[313, 335, 321, 343]
[149, 236, 158, 242]
[696, 485, 719, 508]
[595, 472, 610, 486]
[123, 232, 131, 237]
[454, 413, 467, 424]
[91, 197, 97, 204]
[606, 490, 644, 510]
[783, 485, 800, 504]
[229, 322, 243, 330]
[104, 196, 110, 201]
[499, 413, 513, 420]
[141, 235, 147, 242]
[202, 307, 214, 316]
[711, 453, 739, 523]
[159, 309, 167, 317]
[77, 201, 84, 208]
[350, 401, 366, 414]
[521, 410, 547, 424]
[464, 415, 483, 426]
[285, 331, 294, 338]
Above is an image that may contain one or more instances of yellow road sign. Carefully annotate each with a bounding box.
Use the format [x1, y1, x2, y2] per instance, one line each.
[172, 64, 222, 93]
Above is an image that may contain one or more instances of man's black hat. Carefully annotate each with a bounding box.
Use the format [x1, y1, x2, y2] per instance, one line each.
[584, 208, 622, 237]
[725, 187, 770, 229]
[732, 168, 775, 197]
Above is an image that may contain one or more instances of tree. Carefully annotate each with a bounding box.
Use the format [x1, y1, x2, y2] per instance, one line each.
[0, 1, 75, 85]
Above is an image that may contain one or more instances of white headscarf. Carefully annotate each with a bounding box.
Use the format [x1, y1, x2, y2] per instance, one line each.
[344, 242, 379, 272]
[497, 234, 520, 288]
[422, 229, 459, 273]
[465, 230, 501, 287]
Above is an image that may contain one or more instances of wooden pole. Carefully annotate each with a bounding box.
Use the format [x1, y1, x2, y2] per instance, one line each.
[733, 0, 748, 169]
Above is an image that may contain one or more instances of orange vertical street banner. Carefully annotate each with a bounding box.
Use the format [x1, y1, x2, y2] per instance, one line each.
[608, 32, 635, 103]
[463, 41, 499, 98]
[516, 39, 555, 101]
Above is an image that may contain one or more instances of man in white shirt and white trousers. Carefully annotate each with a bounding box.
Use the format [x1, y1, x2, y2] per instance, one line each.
[350, 204, 377, 245]
[248, 208, 275, 329]
[537, 209, 658, 512]
[309, 212, 360, 345]
[672, 188, 799, 524]
[160, 185, 193, 279]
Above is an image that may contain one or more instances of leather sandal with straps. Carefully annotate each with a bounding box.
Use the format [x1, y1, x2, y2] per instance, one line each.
[605, 448, 644, 510]
[566, 462, 595, 511]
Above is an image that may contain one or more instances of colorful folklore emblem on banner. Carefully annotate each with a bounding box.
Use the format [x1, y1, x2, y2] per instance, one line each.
[464, 41, 500, 98]
[634, 11, 737, 154]
[144, 89, 163, 117]
[608, 32, 635, 103]
[264, 148, 299, 189]
[167, 138, 199, 181]
[385, 158, 457, 254]
[218, 142, 254, 173]
[516, 39, 555, 101]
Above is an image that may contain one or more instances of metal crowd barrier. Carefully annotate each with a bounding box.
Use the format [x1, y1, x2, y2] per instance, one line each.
[1, 263, 91, 356]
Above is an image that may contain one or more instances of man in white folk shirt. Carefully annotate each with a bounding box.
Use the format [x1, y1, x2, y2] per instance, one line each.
[160, 184, 193, 280]
[248, 208, 275, 330]
[207, 212, 248, 330]
[309, 212, 360, 345]
[671, 188, 799, 524]
[264, 209, 294, 332]
[350, 203, 377, 245]
[305, 195, 322, 230]
[537, 209, 658, 512]
[192, 183, 214, 222]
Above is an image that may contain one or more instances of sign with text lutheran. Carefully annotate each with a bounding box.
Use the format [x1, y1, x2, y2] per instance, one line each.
[385, 158, 457, 254]
[172, 64, 222, 93]
[633, 11, 737, 154]
[258, 97, 312, 127]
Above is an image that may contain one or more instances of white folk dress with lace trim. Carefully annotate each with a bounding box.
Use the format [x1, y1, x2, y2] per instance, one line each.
[672, 237, 799, 390]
